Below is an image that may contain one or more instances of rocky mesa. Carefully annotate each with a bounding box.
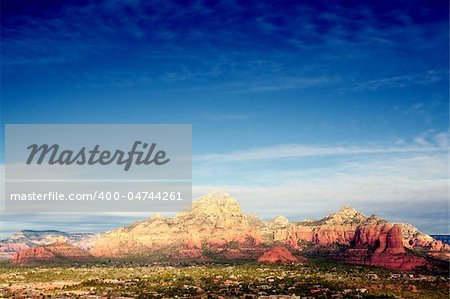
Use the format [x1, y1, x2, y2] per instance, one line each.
[0, 230, 95, 260]
[13, 241, 93, 264]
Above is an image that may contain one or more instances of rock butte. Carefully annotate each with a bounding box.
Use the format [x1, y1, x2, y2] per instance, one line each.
[7, 191, 450, 271]
[257, 246, 302, 264]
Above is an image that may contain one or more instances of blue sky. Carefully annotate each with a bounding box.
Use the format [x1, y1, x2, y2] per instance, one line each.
[1, 0, 449, 236]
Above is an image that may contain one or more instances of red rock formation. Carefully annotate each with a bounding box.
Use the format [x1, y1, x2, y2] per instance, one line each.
[13, 241, 92, 264]
[369, 225, 425, 270]
[355, 225, 385, 248]
[284, 207, 368, 249]
[384, 225, 406, 254]
[343, 224, 427, 271]
[312, 227, 357, 246]
[257, 246, 300, 264]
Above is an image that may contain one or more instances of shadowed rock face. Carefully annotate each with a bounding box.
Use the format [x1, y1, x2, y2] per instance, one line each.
[9, 191, 449, 271]
[353, 223, 401, 252]
[13, 241, 92, 264]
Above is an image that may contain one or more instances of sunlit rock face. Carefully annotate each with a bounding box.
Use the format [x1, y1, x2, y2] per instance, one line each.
[90, 191, 262, 257]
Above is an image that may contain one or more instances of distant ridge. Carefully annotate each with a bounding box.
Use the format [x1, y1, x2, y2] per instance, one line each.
[20, 229, 64, 234]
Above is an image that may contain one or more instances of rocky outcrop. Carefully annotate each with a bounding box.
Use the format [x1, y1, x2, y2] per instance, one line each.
[317, 206, 367, 226]
[13, 241, 92, 264]
[257, 246, 300, 264]
[397, 223, 450, 251]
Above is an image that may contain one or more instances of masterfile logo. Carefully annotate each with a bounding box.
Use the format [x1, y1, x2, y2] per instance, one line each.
[26, 141, 171, 171]
[5, 124, 192, 213]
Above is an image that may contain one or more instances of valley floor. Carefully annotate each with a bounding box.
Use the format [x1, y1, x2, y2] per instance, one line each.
[0, 261, 448, 298]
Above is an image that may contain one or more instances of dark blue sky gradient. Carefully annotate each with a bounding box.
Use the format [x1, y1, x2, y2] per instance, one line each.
[0, 0, 448, 235]
[2, 1, 448, 143]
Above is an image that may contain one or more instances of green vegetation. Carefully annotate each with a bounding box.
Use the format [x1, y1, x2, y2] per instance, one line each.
[0, 260, 448, 298]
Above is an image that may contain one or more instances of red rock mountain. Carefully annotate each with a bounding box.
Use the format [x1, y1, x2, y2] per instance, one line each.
[9, 191, 449, 271]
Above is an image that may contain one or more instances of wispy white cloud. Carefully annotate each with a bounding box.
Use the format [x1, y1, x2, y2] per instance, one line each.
[225, 76, 341, 93]
[344, 70, 445, 93]
[195, 138, 447, 163]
